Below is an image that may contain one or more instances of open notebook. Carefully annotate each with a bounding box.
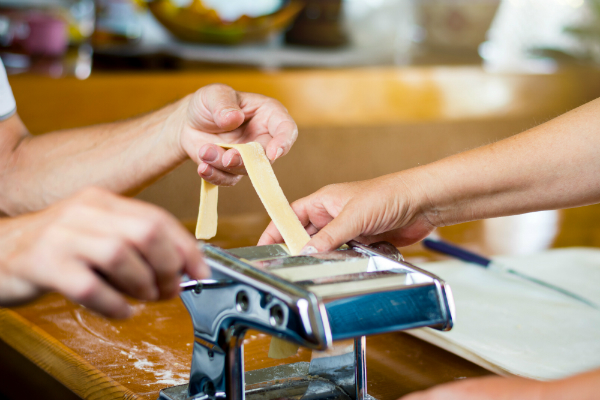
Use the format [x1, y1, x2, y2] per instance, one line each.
[409, 247, 600, 380]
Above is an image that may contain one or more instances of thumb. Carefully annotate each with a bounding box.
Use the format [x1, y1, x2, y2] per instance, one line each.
[190, 84, 245, 132]
[300, 209, 362, 254]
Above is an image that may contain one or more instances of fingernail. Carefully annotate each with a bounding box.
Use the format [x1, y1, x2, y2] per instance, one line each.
[121, 304, 133, 319]
[274, 147, 284, 160]
[268, 147, 284, 161]
[198, 163, 212, 177]
[300, 246, 318, 255]
[220, 108, 240, 117]
[200, 146, 218, 163]
[225, 153, 242, 168]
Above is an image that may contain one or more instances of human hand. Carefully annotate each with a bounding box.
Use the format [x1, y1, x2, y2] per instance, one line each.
[176, 84, 298, 186]
[399, 376, 544, 400]
[0, 187, 207, 318]
[258, 172, 436, 253]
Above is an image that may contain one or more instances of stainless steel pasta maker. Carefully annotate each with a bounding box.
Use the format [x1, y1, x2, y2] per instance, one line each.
[158, 240, 455, 400]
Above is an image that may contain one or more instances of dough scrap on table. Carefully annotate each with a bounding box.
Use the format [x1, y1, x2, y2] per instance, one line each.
[268, 337, 302, 359]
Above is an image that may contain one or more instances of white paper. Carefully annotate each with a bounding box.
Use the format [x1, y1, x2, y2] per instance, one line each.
[409, 247, 600, 380]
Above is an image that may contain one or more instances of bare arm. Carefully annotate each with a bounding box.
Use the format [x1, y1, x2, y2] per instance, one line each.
[419, 96, 600, 227]
[0, 103, 185, 215]
[0, 84, 298, 216]
[259, 96, 600, 252]
[399, 368, 600, 400]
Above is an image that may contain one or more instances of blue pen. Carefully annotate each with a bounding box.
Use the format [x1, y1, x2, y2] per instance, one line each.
[422, 237, 598, 309]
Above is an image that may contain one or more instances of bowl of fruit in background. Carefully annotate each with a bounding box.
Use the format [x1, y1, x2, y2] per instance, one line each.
[144, 0, 304, 45]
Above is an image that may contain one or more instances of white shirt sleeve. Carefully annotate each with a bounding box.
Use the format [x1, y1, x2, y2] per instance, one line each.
[0, 59, 16, 121]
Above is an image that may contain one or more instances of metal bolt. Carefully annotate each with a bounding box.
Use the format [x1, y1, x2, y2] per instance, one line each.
[193, 282, 203, 295]
[269, 305, 284, 327]
[236, 291, 250, 313]
[203, 381, 216, 396]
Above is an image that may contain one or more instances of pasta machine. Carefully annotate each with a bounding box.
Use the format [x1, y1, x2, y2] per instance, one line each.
[158, 240, 455, 400]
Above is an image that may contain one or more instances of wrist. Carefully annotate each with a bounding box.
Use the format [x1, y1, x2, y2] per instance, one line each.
[402, 159, 483, 229]
[159, 94, 192, 164]
[390, 166, 445, 230]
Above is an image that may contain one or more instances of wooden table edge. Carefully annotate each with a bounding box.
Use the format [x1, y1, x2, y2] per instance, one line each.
[0, 308, 141, 400]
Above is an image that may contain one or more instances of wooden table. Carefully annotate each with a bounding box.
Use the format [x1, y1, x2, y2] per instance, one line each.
[3, 65, 600, 399]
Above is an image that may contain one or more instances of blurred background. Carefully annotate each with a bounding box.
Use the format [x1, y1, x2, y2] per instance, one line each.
[4, 0, 600, 258]
[1, 0, 599, 75]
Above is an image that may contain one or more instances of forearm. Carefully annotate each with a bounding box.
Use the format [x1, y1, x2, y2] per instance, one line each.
[398, 369, 600, 400]
[410, 97, 600, 227]
[0, 97, 189, 215]
[542, 369, 600, 400]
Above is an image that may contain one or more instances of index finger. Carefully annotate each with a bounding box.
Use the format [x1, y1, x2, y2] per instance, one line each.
[257, 199, 314, 246]
[265, 113, 298, 162]
[199, 143, 248, 176]
[258, 220, 284, 246]
[238, 93, 298, 162]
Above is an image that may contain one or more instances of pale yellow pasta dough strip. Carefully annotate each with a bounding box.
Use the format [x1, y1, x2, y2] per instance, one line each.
[216, 142, 310, 255]
[268, 337, 302, 359]
[195, 142, 309, 358]
[195, 179, 218, 240]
